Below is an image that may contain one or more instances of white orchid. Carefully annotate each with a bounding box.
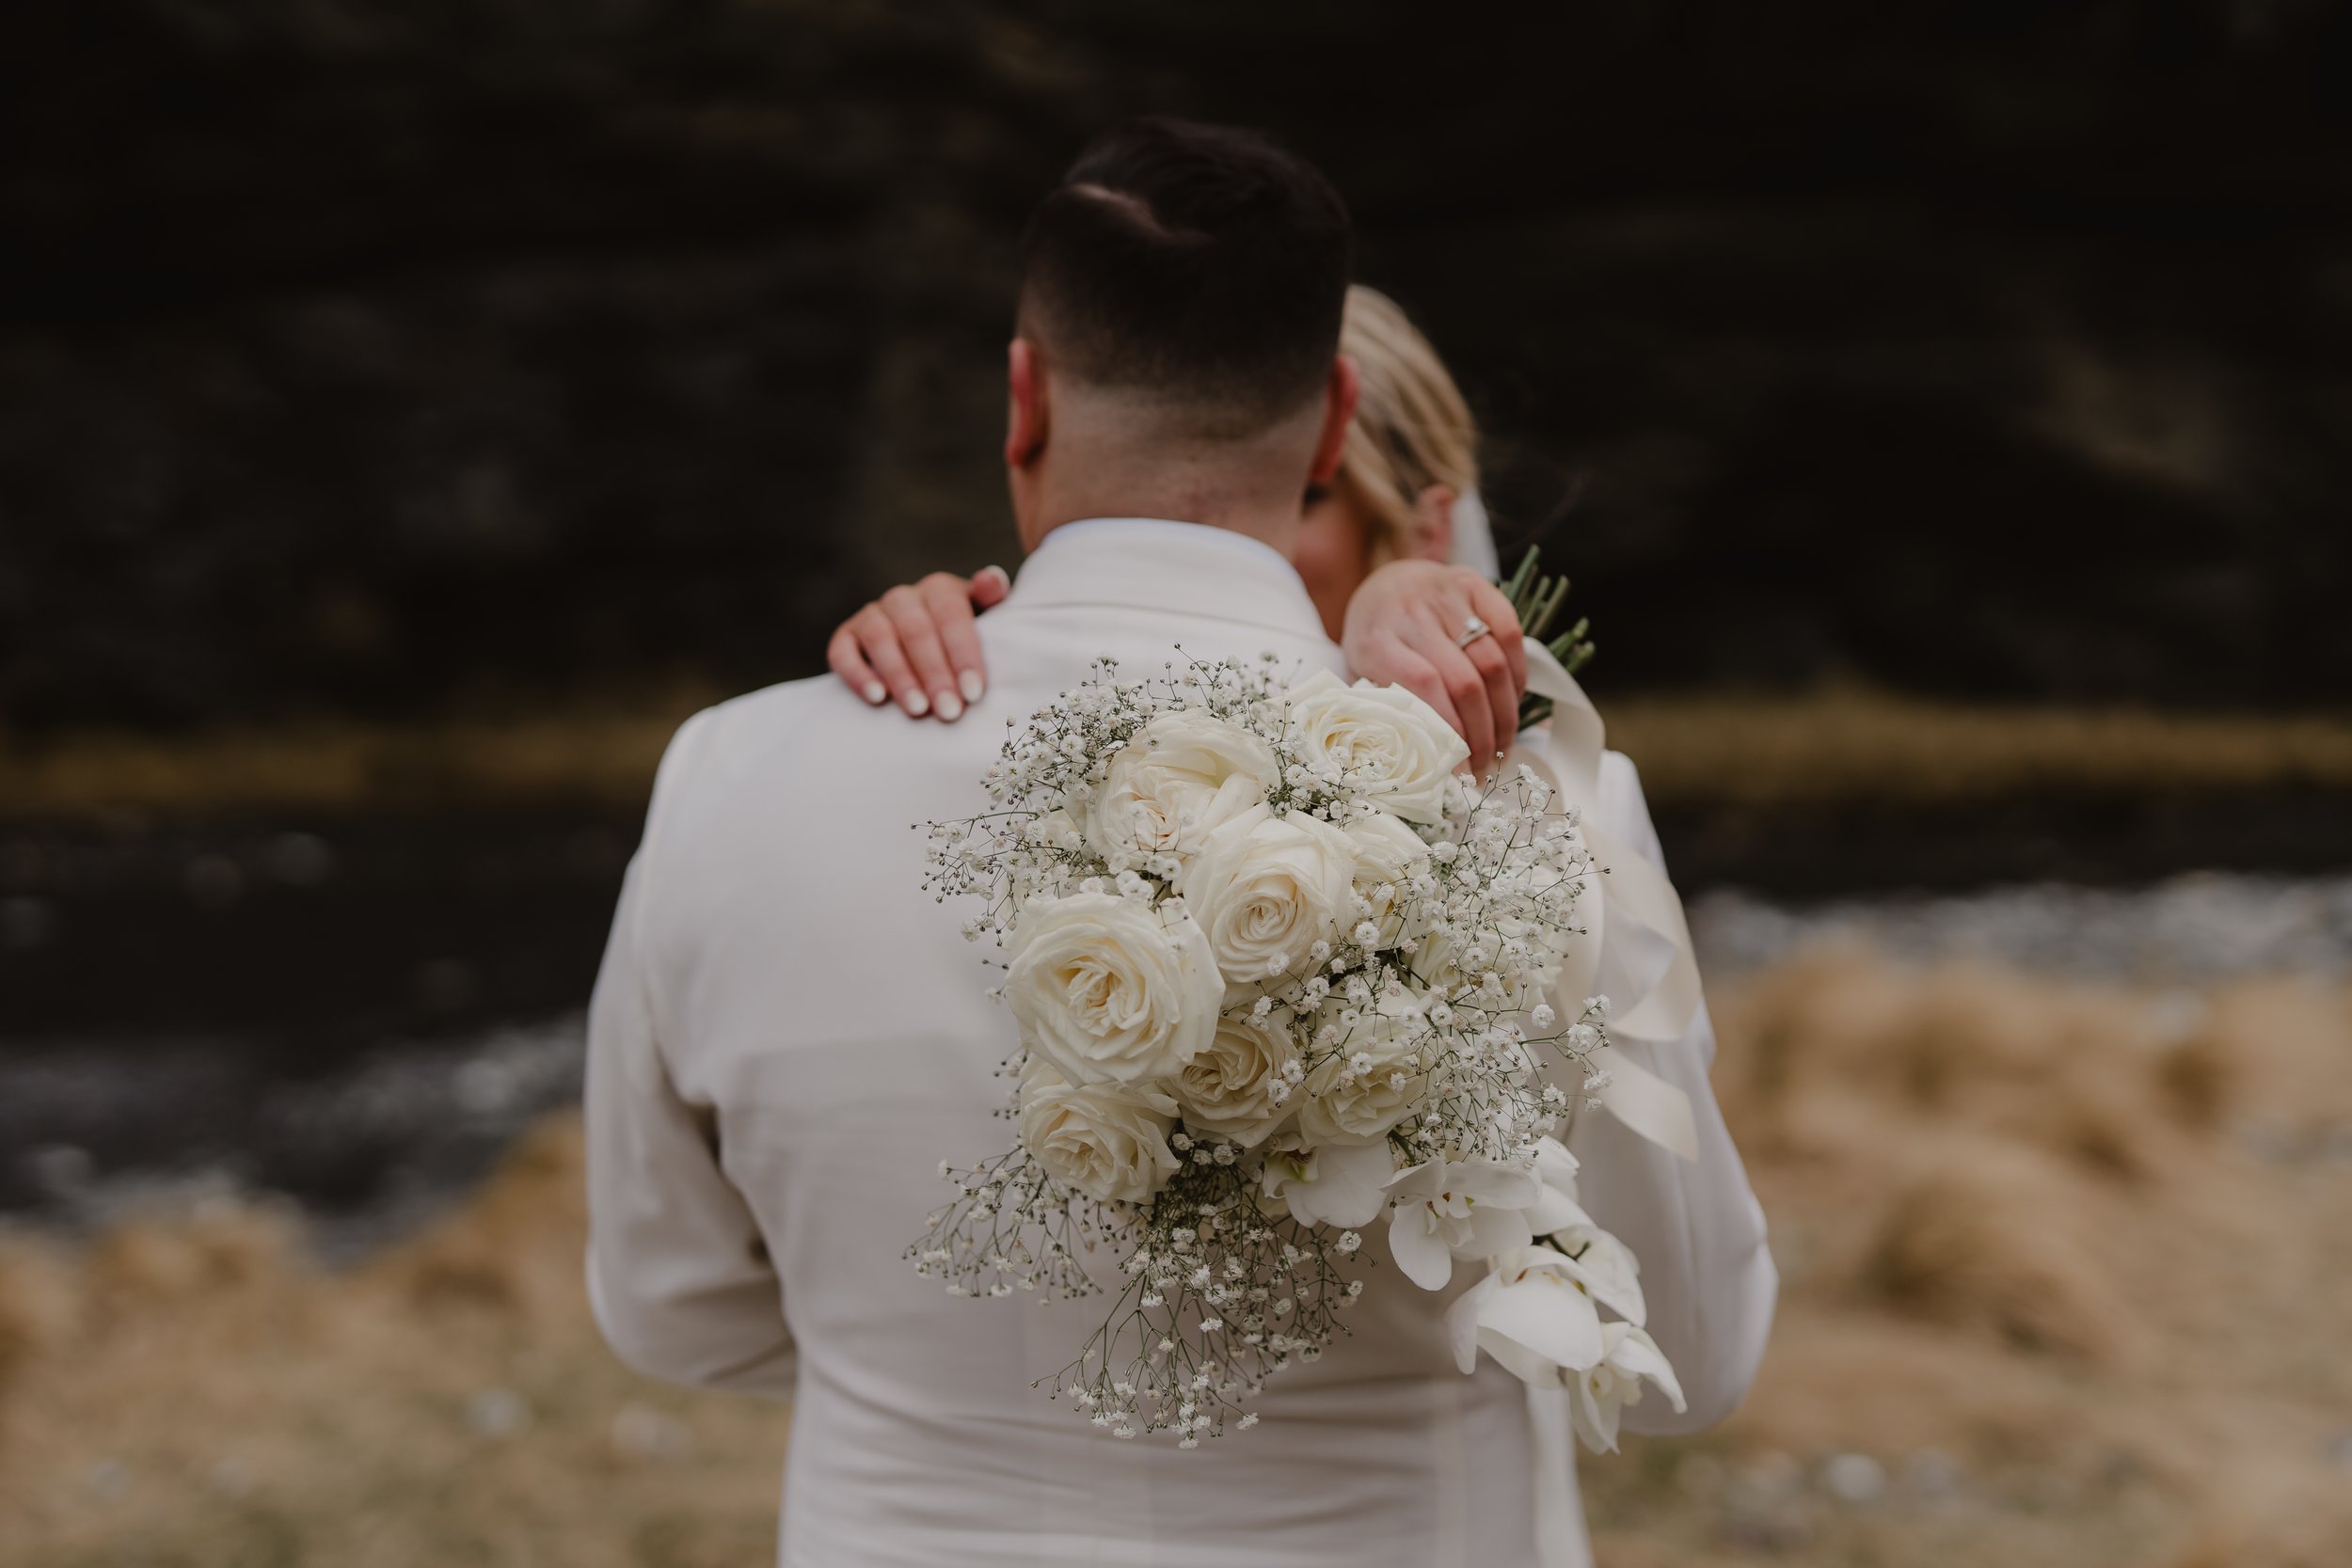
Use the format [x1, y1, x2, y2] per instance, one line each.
[1382, 1157, 1542, 1291]
[1551, 1227, 1646, 1325]
[1566, 1322, 1685, 1452]
[1260, 1137, 1393, 1228]
[1513, 1135, 1648, 1321]
[1444, 1245, 1605, 1386]
[1523, 1135, 1589, 1235]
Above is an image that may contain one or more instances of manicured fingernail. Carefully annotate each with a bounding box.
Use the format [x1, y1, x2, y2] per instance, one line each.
[936, 693, 962, 721]
[863, 682, 887, 705]
[960, 671, 984, 703]
[905, 690, 929, 716]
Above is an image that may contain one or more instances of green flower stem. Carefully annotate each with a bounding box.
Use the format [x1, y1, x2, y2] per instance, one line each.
[1500, 546, 1595, 729]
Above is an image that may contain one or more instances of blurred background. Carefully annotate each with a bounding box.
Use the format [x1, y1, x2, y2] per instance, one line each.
[3, 4, 2350, 1564]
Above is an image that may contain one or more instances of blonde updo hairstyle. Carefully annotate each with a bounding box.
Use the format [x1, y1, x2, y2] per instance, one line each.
[1336, 284, 1482, 566]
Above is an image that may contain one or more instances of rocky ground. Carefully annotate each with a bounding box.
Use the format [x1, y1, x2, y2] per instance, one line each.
[4, 890, 2348, 1567]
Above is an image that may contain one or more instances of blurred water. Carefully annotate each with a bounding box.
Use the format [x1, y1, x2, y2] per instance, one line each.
[1692, 871, 2352, 981]
[5, 871, 2347, 1251]
[0, 1018, 585, 1259]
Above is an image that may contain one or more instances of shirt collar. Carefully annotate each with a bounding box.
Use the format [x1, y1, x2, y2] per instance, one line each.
[1004, 517, 1332, 644]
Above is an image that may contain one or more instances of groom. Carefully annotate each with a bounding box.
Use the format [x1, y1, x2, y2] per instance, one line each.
[587, 119, 1773, 1566]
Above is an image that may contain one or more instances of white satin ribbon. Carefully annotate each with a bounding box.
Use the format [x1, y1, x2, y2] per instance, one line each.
[1526, 1382, 1592, 1568]
[1505, 648, 1712, 1568]
[1520, 645, 1701, 1163]
[1385, 642, 1707, 1567]
[1513, 645, 1704, 1568]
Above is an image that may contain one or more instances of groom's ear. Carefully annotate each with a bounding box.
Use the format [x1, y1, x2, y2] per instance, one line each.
[1005, 339, 1049, 468]
[1307, 354, 1360, 484]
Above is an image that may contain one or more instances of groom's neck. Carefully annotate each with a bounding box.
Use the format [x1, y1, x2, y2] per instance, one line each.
[1017, 399, 1318, 560]
[1030, 485, 1302, 560]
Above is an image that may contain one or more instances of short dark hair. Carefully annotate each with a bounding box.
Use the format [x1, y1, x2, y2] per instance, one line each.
[1017, 117, 1352, 436]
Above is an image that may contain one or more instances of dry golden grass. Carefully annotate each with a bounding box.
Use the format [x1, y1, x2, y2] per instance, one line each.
[1582, 951, 2352, 1567]
[0, 1126, 787, 1568]
[0, 699, 709, 820]
[5, 689, 2348, 818]
[3, 954, 2349, 1565]
[1605, 690, 2352, 804]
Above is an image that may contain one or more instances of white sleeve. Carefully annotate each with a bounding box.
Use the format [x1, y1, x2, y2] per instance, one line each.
[583, 714, 797, 1399]
[1568, 752, 1776, 1433]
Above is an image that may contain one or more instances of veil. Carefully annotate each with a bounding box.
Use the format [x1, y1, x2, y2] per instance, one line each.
[1449, 489, 1502, 578]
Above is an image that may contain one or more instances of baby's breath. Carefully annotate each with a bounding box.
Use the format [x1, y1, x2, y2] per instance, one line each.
[908, 654, 1613, 1441]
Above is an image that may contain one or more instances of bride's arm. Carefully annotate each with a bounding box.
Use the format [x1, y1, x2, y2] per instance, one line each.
[830, 559, 1528, 756]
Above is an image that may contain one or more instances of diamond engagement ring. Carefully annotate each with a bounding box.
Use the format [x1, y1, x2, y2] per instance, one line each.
[1455, 614, 1493, 649]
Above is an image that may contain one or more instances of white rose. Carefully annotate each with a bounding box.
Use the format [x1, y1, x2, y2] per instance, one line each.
[1085, 710, 1277, 864]
[1005, 892, 1221, 1085]
[1179, 804, 1356, 983]
[1295, 1020, 1428, 1146]
[1407, 927, 1470, 994]
[1343, 809, 1435, 944]
[1285, 670, 1470, 824]
[1016, 1057, 1181, 1207]
[1173, 1013, 1301, 1145]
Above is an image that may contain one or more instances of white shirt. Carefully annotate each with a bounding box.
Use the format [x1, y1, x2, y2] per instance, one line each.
[586, 518, 1774, 1566]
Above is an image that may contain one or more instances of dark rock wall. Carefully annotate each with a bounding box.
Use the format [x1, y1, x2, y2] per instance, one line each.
[4, 1, 2349, 728]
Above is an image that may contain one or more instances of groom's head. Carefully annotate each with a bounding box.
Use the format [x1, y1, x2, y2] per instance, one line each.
[1004, 118, 1358, 552]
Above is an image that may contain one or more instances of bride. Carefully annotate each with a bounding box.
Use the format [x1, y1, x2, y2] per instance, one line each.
[829, 284, 1531, 765]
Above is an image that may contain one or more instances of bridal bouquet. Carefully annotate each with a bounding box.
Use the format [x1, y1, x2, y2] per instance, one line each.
[913, 653, 1684, 1449]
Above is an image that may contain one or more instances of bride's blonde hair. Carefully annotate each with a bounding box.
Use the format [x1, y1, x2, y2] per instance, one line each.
[1337, 284, 1481, 565]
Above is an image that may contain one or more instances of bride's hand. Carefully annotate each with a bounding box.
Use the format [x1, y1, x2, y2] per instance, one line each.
[1342, 560, 1528, 767]
[828, 567, 1010, 721]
